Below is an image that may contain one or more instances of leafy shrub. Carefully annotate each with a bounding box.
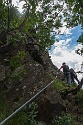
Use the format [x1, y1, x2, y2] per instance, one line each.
[53, 80, 65, 91]
[10, 51, 26, 71]
[52, 113, 74, 125]
[0, 94, 10, 122]
[4, 102, 38, 125]
[75, 89, 83, 107]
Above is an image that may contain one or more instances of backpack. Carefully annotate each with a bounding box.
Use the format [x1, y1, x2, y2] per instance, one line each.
[63, 65, 69, 72]
[70, 68, 76, 76]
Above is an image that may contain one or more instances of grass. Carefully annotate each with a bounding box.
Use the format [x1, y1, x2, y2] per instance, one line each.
[53, 79, 67, 91]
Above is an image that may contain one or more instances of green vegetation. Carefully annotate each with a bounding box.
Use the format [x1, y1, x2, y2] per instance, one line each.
[75, 89, 83, 107]
[0, 0, 83, 85]
[64, 0, 83, 56]
[0, 0, 82, 50]
[0, 95, 9, 122]
[52, 113, 74, 125]
[53, 79, 67, 91]
[4, 102, 38, 125]
[0, 0, 83, 125]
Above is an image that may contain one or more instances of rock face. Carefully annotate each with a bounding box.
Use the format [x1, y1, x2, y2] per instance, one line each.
[0, 40, 83, 125]
[0, 42, 62, 107]
[36, 85, 66, 125]
[0, 65, 5, 81]
[0, 41, 66, 125]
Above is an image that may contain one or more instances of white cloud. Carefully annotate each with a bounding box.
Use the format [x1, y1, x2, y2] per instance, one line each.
[12, 0, 25, 13]
[49, 39, 83, 81]
[54, 38, 72, 47]
[49, 38, 83, 71]
[74, 44, 83, 50]
[50, 25, 83, 78]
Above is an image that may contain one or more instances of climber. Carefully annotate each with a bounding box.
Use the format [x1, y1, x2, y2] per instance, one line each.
[69, 68, 80, 84]
[59, 62, 71, 85]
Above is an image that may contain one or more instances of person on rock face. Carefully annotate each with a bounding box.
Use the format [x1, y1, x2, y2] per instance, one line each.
[59, 62, 71, 85]
[69, 68, 80, 84]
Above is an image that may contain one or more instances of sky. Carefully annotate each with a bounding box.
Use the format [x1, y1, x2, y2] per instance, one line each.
[12, 0, 83, 81]
[49, 25, 83, 70]
[12, 0, 24, 13]
[49, 25, 83, 81]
